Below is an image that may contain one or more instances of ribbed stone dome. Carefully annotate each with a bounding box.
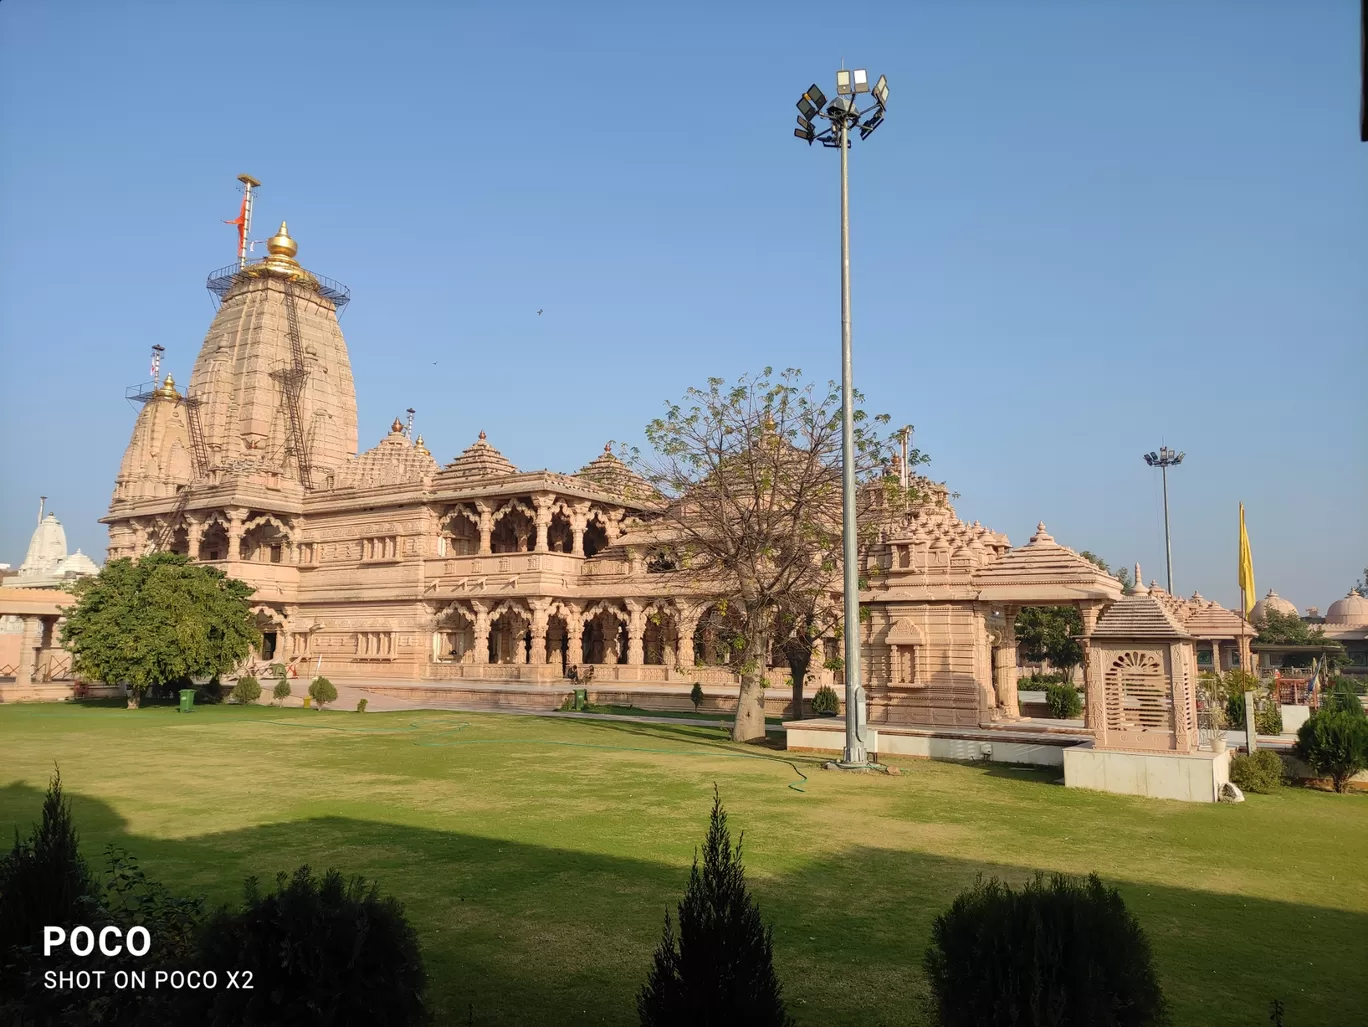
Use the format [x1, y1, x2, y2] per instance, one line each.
[1249, 588, 1298, 625]
[1325, 590, 1368, 627]
[18, 514, 67, 578]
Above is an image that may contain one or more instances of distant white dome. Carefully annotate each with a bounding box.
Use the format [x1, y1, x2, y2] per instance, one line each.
[55, 549, 100, 578]
[1249, 588, 1298, 626]
[1325, 591, 1368, 627]
[17, 514, 67, 579]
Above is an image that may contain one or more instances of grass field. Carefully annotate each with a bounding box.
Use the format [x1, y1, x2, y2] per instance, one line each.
[1, 701, 1365, 1026]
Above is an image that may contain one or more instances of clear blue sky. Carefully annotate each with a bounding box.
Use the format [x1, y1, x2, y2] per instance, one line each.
[2, 2, 1364, 612]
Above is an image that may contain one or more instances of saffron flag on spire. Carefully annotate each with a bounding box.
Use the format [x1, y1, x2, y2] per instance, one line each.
[1238, 503, 1256, 616]
[224, 192, 247, 258]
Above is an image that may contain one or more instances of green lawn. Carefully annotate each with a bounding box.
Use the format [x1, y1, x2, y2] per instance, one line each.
[1, 702, 1364, 1026]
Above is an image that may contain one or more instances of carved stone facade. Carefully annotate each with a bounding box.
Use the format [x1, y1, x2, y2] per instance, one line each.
[102, 221, 1190, 732]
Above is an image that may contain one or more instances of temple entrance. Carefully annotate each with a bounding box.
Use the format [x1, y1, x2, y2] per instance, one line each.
[261, 632, 277, 660]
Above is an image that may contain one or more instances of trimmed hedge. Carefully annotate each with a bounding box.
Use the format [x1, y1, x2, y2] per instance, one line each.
[230, 675, 262, 705]
[1228, 750, 1283, 793]
[1045, 683, 1083, 719]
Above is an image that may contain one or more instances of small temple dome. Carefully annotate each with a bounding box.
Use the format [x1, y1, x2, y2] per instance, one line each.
[1249, 588, 1298, 625]
[55, 549, 100, 577]
[1325, 591, 1368, 627]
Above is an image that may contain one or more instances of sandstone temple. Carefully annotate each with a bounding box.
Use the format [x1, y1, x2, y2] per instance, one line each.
[84, 214, 1275, 760]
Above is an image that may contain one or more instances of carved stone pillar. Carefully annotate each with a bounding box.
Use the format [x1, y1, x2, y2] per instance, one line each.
[186, 519, 204, 561]
[566, 612, 584, 666]
[993, 606, 1020, 717]
[15, 616, 41, 687]
[476, 502, 493, 555]
[626, 601, 645, 666]
[676, 610, 699, 668]
[529, 599, 549, 664]
[226, 509, 247, 562]
[1079, 599, 1105, 740]
[1209, 641, 1222, 674]
[471, 601, 490, 664]
[1171, 642, 1195, 753]
[532, 494, 553, 553]
[627, 547, 644, 576]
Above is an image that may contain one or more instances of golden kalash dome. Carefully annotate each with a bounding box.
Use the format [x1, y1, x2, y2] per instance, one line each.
[241, 221, 318, 288]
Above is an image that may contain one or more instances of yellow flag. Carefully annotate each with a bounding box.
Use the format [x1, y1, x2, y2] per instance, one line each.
[1238, 503, 1256, 615]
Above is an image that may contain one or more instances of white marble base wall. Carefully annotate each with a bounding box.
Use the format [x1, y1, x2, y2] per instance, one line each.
[1063, 746, 1231, 803]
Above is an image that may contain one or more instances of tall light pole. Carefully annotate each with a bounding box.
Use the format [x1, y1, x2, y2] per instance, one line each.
[1144, 446, 1185, 594]
[794, 68, 889, 768]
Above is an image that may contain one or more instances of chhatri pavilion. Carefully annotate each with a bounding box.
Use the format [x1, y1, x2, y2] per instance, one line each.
[92, 216, 1245, 764]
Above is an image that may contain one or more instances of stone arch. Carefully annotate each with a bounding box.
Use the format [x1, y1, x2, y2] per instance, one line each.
[488, 598, 532, 664]
[440, 505, 480, 556]
[251, 605, 286, 662]
[241, 517, 292, 565]
[581, 601, 628, 664]
[491, 499, 536, 553]
[641, 599, 679, 666]
[433, 600, 476, 662]
[884, 618, 924, 685]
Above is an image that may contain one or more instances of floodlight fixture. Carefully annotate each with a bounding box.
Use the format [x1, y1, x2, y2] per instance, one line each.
[797, 95, 818, 119]
[794, 125, 815, 143]
[872, 74, 889, 107]
[804, 83, 826, 108]
[853, 68, 869, 93]
[858, 111, 884, 139]
[836, 68, 853, 95]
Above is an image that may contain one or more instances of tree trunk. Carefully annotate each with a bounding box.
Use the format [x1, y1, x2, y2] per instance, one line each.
[731, 625, 770, 743]
[787, 652, 810, 721]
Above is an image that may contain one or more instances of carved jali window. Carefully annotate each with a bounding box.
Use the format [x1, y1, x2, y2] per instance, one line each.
[1104, 650, 1170, 735]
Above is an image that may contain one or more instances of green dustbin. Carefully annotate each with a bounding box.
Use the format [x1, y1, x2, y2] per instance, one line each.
[573, 688, 587, 711]
[178, 689, 195, 713]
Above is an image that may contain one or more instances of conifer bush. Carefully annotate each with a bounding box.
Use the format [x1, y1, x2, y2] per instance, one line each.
[924, 872, 1168, 1027]
[356, 698, 368, 713]
[308, 676, 338, 709]
[690, 681, 705, 711]
[231, 674, 262, 705]
[195, 866, 427, 1026]
[810, 684, 840, 716]
[0, 768, 96, 965]
[1324, 679, 1366, 719]
[638, 788, 793, 1027]
[273, 678, 292, 704]
[1294, 710, 1368, 793]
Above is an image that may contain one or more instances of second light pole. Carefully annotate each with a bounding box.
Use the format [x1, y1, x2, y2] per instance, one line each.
[794, 68, 889, 767]
[1144, 445, 1185, 594]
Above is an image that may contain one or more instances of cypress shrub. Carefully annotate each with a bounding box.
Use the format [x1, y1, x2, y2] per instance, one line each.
[1294, 710, 1368, 792]
[273, 678, 292, 704]
[810, 684, 840, 716]
[1324, 680, 1366, 719]
[1228, 750, 1284, 793]
[690, 681, 705, 711]
[195, 866, 427, 1026]
[0, 768, 97, 965]
[231, 675, 262, 705]
[638, 788, 793, 1027]
[308, 676, 338, 708]
[924, 872, 1169, 1027]
[1045, 683, 1083, 719]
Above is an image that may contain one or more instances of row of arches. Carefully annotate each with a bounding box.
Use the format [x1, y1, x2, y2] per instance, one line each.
[438, 499, 614, 557]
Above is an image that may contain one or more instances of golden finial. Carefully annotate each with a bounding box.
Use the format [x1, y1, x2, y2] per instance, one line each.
[390, 416, 404, 434]
[266, 221, 298, 259]
[158, 374, 178, 398]
[414, 435, 428, 454]
[478, 430, 487, 441]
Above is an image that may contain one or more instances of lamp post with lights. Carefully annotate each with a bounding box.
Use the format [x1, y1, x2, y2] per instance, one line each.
[1144, 446, 1185, 594]
[793, 68, 889, 768]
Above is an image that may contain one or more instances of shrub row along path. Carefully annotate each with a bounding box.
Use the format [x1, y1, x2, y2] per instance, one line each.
[1, 702, 1364, 1026]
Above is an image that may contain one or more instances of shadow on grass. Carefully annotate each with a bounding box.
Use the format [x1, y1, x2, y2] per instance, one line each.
[0, 781, 1362, 1027]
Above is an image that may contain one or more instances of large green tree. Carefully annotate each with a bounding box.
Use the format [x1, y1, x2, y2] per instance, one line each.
[61, 552, 259, 707]
[1015, 606, 1084, 678]
[1255, 609, 1346, 669]
[634, 368, 906, 742]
